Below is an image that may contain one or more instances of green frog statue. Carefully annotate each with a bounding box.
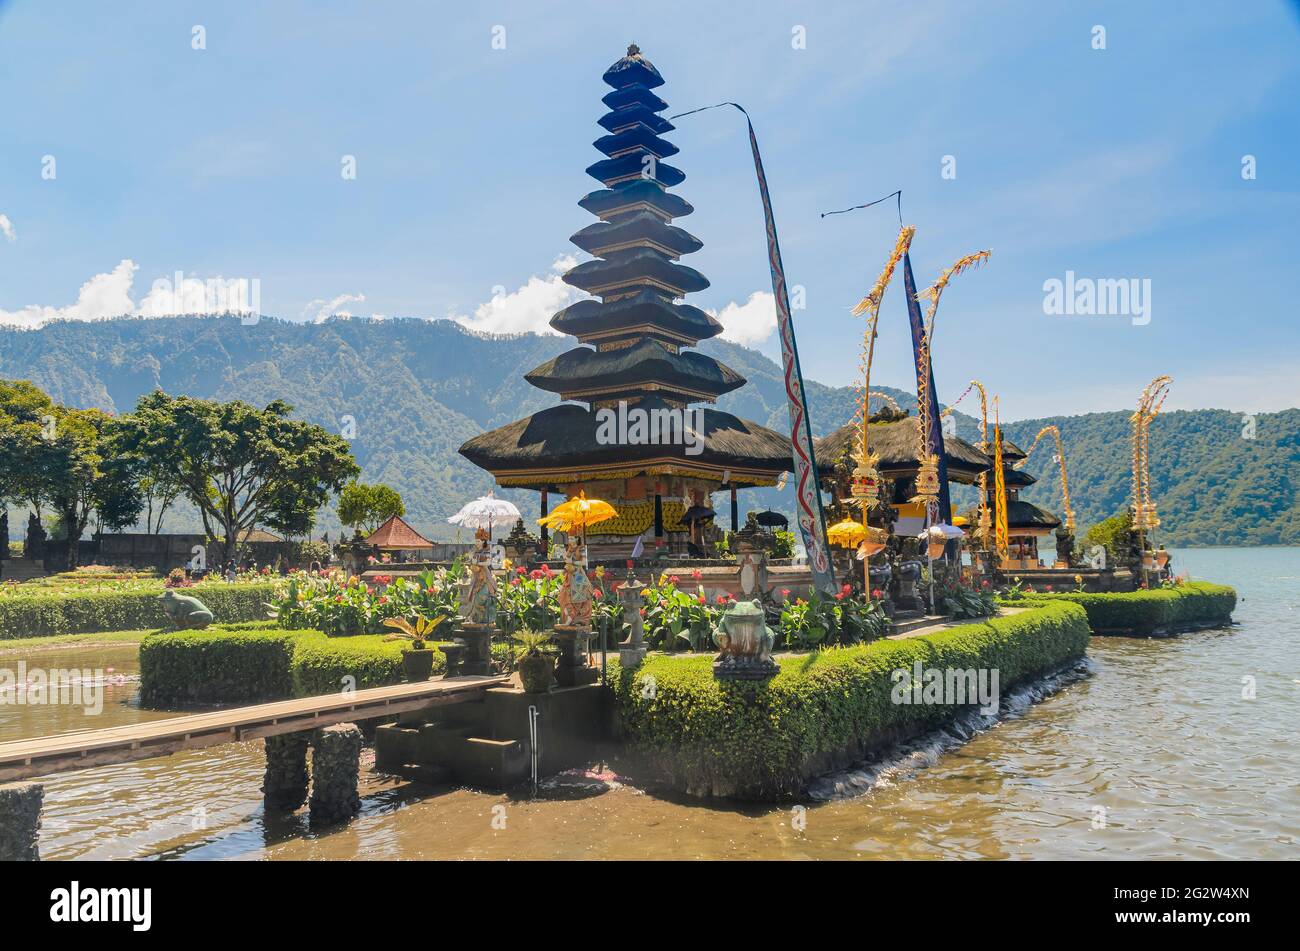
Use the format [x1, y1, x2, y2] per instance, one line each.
[711, 598, 778, 681]
[159, 589, 214, 629]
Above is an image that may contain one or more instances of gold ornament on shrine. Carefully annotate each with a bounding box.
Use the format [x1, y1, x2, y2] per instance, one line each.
[850, 455, 881, 504]
[912, 453, 941, 505]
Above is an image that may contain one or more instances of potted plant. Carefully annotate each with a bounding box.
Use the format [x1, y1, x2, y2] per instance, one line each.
[382, 613, 448, 682]
[513, 630, 554, 694]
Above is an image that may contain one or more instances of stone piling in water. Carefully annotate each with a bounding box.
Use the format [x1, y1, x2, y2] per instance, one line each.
[309, 723, 362, 825]
[0, 781, 43, 861]
[262, 732, 311, 811]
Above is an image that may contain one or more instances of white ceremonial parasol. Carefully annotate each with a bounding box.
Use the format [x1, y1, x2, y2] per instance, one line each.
[447, 491, 522, 535]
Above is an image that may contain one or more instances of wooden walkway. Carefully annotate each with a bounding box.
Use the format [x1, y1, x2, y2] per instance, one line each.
[0, 674, 508, 782]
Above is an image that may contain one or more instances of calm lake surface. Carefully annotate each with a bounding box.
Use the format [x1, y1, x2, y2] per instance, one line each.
[4, 546, 1296, 860]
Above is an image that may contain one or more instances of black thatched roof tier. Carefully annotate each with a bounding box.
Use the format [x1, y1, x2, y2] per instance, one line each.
[563, 247, 708, 297]
[579, 180, 693, 222]
[598, 105, 673, 135]
[458, 399, 790, 488]
[586, 154, 685, 188]
[602, 83, 667, 113]
[980, 437, 1027, 461]
[1002, 466, 1038, 488]
[603, 44, 664, 89]
[1005, 499, 1061, 529]
[524, 338, 744, 402]
[593, 127, 679, 160]
[964, 499, 1061, 531]
[550, 291, 721, 345]
[569, 211, 701, 259]
[815, 417, 992, 483]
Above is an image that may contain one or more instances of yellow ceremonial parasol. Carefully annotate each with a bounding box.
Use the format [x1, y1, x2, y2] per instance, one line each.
[827, 518, 868, 548]
[537, 491, 618, 541]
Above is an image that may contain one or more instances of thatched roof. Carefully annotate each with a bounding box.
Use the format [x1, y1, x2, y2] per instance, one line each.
[964, 499, 1061, 530]
[1003, 466, 1038, 488]
[814, 417, 992, 482]
[458, 397, 790, 489]
[365, 515, 434, 550]
[550, 291, 721, 345]
[525, 338, 744, 400]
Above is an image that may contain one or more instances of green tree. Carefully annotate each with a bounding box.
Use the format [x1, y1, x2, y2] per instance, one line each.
[0, 379, 56, 518]
[337, 481, 405, 535]
[113, 392, 359, 565]
[1079, 511, 1138, 568]
[36, 407, 142, 566]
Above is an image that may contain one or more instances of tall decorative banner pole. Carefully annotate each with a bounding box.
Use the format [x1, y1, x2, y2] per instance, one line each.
[993, 397, 1010, 568]
[849, 226, 916, 592]
[1017, 425, 1076, 532]
[673, 102, 836, 595]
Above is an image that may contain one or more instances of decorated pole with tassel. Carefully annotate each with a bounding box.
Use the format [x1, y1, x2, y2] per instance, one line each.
[673, 102, 836, 595]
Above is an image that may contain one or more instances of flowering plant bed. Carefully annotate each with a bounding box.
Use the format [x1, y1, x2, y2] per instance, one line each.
[266, 568, 462, 636]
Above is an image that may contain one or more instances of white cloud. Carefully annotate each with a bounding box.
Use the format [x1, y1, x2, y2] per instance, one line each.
[711, 291, 776, 346]
[302, 293, 366, 323]
[0, 214, 15, 242]
[0, 259, 269, 328]
[0, 259, 139, 329]
[452, 255, 583, 336]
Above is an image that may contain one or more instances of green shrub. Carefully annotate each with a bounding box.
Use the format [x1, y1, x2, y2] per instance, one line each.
[609, 601, 1091, 800]
[1022, 582, 1236, 635]
[0, 584, 276, 639]
[139, 624, 448, 706]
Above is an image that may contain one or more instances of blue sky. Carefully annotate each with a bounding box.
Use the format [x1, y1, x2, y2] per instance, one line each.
[2, 0, 1297, 420]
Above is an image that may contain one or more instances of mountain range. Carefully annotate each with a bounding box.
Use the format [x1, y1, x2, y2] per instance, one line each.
[1, 315, 1295, 547]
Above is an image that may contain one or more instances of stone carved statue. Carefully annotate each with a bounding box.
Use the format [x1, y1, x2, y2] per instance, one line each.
[1054, 527, 1075, 567]
[557, 540, 593, 629]
[160, 590, 214, 628]
[712, 599, 777, 680]
[461, 555, 497, 626]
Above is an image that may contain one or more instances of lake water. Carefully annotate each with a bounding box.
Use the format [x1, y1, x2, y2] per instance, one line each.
[3, 546, 1296, 860]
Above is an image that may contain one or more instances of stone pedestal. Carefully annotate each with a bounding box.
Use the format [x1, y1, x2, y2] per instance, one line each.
[441, 642, 465, 677]
[309, 723, 362, 826]
[0, 781, 42, 861]
[457, 621, 493, 676]
[262, 732, 310, 811]
[552, 625, 598, 687]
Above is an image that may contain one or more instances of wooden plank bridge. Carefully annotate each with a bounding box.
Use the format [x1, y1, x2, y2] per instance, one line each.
[0, 674, 508, 782]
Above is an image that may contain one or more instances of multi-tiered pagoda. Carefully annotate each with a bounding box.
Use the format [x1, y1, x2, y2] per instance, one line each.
[460, 45, 790, 558]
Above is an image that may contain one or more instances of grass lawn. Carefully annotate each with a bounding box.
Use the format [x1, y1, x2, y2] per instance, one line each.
[0, 628, 157, 654]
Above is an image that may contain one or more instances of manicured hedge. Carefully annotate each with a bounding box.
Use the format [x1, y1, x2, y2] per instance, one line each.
[139, 622, 447, 706]
[0, 584, 277, 640]
[609, 601, 1091, 800]
[1016, 582, 1236, 636]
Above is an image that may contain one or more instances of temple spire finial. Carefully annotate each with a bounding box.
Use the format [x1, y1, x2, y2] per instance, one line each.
[627, 43, 640, 57]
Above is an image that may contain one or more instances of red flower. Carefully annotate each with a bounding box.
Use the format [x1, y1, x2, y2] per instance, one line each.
[510, 577, 520, 586]
[840, 583, 852, 597]
[668, 575, 680, 585]
[378, 595, 388, 604]
[836, 591, 847, 601]
[871, 588, 884, 599]
[1045, 585, 1054, 592]
[530, 569, 544, 580]
[715, 595, 727, 605]
[691, 569, 702, 580]
[697, 594, 706, 605]
[517, 566, 527, 575]
[593, 589, 603, 599]
[626, 559, 634, 569]
[334, 595, 343, 603]
[780, 588, 791, 598]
